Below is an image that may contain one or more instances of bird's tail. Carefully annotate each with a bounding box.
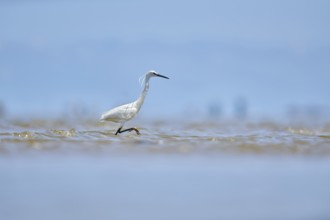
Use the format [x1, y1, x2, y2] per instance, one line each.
[99, 114, 106, 122]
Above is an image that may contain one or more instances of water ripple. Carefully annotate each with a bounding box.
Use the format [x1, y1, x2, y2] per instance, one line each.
[0, 120, 330, 156]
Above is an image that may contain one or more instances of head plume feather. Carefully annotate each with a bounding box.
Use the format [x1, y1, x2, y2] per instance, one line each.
[138, 73, 146, 87]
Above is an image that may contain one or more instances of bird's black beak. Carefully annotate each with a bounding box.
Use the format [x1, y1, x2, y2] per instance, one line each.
[156, 73, 169, 79]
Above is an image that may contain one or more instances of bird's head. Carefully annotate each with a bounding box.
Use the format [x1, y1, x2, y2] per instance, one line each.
[139, 70, 169, 86]
[147, 70, 169, 80]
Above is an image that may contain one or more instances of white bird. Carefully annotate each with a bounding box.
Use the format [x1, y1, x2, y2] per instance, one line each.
[100, 70, 169, 135]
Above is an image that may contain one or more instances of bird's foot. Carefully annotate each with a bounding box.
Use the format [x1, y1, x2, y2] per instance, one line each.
[132, 127, 140, 135]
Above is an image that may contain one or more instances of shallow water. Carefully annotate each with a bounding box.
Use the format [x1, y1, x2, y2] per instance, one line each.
[1, 118, 330, 156]
[0, 118, 330, 220]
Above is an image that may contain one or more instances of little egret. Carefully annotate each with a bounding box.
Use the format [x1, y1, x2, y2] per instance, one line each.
[100, 70, 169, 135]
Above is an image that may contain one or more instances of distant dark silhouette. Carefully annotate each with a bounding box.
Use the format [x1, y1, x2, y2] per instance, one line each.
[208, 101, 222, 119]
[234, 97, 248, 120]
[0, 101, 5, 118]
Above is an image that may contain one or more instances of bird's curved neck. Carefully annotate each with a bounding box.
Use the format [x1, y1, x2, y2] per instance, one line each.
[136, 77, 150, 108]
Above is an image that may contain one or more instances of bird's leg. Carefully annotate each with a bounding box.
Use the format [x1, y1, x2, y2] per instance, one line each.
[115, 126, 140, 135]
[121, 127, 140, 135]
[115, 126, 123, 135]
[119, 127, 140, 135]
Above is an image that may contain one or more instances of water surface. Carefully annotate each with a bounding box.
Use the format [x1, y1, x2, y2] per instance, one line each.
[0, 118, 330, 220]
[1, 118, 330, 156]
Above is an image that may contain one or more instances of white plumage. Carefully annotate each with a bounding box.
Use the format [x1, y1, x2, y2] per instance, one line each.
[100, 70, 169, 135]
[100, 102, 138, 124]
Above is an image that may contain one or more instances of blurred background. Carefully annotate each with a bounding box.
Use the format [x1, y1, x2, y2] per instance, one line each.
[1, 2, 330, 220]
[1, 0, 329, 121]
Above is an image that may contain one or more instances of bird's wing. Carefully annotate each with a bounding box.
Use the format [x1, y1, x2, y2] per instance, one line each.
[100, 102, 138, 122]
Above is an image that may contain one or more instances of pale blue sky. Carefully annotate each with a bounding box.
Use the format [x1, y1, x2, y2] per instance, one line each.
[0, 0, 329, 119]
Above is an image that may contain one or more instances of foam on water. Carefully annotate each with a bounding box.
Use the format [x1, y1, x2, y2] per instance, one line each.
[0, 118, 330, 156]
